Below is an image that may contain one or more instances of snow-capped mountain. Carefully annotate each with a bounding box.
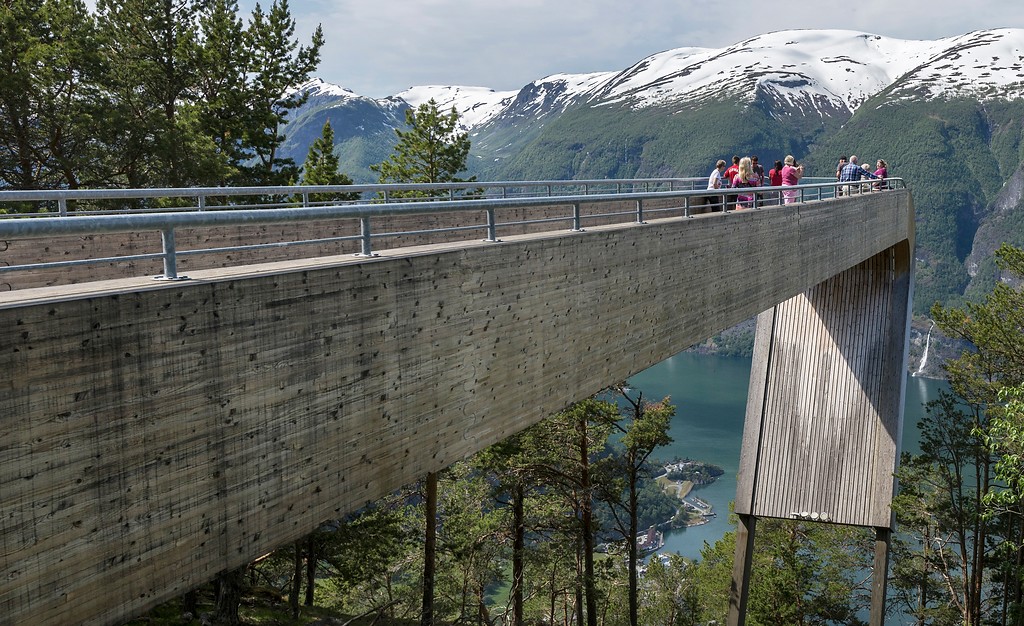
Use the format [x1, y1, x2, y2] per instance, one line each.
[298, 28, 1024, 135]
[879, 28, 1024, 102]
[281, 28, 1024, 169]
[396, 85, 518, 130]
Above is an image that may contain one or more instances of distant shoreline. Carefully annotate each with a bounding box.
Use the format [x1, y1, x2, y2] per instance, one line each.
[654, 462, 720, 527]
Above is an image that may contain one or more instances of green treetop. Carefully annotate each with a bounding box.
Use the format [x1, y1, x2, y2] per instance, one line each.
[372, 99, 475, 198]
[298, 120, 357, 203]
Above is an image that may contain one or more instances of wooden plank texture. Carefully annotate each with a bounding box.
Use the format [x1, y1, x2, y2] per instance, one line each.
[736, 239, 913, 528]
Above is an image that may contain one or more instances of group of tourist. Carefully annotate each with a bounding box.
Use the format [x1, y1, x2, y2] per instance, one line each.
[835, 154, 888, 195]
[693, 152, 890, 213]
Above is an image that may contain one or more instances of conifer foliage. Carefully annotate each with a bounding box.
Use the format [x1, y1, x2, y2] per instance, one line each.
[0, 0, 323, 190]
[371, 98, 476, 198]
[891, 242, 1024, 626]
[299, 120, 358, 203]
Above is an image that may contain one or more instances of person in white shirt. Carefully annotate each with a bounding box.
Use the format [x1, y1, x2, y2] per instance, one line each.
[692, 159, 727, 213]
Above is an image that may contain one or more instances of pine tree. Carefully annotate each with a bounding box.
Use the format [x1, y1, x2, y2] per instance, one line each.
[891, 242, 1024, 625]
[94, 0, 209, 187]
[194, 0, 250, 186]
[0, 0, 100, 189]
[371, 99, 475, 199]
[0, 0, 322, 190]
[241, 0, 323, 186]
[299, 120, 358, 204]
[598, 386, 673, 626]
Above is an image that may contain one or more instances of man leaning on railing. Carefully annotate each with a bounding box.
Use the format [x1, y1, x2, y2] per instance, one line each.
[837, 155, 879, 196]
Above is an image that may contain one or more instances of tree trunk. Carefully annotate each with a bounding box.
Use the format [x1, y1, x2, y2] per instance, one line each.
[422, 471, 438, 626]
[305, 534, 317, 606]
[1015, 524, 1024, 626]
[477, 583, 490, 626]
[579, 418, 598, 626]
[214, 566, 246, 626]
[512, 482, 525, 626]
[627, 462, 639, 626]
[291, 540, 302, 619]
[182, 589, 198, 618]
[574, 547, 585, 626]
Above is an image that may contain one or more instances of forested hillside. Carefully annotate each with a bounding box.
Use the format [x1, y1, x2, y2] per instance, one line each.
[479, 100, 823, 182]
[457, 94, 1024, 315]
[808, 97, 1024, 313]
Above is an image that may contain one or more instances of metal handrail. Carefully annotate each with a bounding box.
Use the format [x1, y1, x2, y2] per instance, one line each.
[0, 177, 707, 217]
[0, 178, 904, 283]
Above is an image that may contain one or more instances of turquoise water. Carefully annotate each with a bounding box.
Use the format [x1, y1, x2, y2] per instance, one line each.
[627, 351, 948, 562]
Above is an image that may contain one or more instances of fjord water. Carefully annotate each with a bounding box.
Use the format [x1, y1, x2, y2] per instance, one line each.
[627, 351, 948, 561]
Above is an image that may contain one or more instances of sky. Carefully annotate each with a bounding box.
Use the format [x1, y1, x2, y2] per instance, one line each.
[244, 0, 1024, 98]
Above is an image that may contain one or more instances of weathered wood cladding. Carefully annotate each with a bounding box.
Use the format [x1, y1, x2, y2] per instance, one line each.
[0, 191, 912, 625]
[735, 240, 913, 529]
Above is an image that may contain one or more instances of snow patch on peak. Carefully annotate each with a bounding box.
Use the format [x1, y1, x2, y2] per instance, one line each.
[887, 28, 1024, 102]
[292, 28, 1024, 134]
[396, 85, 518, 129]
[290, 78, 359, 99]
[531, 71, 618, 92]
[594, 29, 941, 112]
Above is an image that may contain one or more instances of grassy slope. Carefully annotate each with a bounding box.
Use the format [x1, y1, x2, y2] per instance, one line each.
[484, 100, 832, 183]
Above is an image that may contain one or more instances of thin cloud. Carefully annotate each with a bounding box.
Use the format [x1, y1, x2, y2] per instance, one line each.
[124, 0, 1024, 97]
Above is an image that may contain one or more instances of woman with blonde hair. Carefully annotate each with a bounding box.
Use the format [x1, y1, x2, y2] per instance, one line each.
[731, 156, 760, 209]
[780, 155, 804, 204]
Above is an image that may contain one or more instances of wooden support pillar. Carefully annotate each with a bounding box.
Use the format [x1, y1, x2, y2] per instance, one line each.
[870, 527, 892, 626]
[727, 514, 756, 626]
[732, 242, 913, 626]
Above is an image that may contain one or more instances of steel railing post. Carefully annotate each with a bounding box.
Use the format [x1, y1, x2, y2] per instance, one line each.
[636, 199, 645, 224]
[357, 217, 375, 257]
[572, 203, 583, 231]
[484, 208, 501, 242]
[198, 195, 206, 211]
[156, 228, 188, 280]
[58, 198, 67, 217]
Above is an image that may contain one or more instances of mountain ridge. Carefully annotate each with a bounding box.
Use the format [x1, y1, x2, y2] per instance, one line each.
[281, 27, 1024, 179]
[327, 28, 1024, 129]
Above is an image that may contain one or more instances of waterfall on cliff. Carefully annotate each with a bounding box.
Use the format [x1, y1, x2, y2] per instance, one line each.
[914, 320, 935, 377]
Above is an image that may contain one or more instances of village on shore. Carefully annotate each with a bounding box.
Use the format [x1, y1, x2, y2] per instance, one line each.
[636, 458, 724, 554]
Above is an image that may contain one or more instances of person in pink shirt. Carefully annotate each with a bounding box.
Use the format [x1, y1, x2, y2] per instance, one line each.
[780, 155, 804, 204]
[873, 159, 888, 190]
[731, 157, 760, 209]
